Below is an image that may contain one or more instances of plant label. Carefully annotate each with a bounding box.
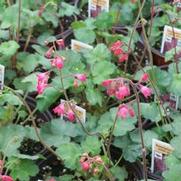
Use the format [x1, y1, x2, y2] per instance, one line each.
[88, 0, 109, 17]
[71, 39, 93, 52]
[151, 139, 174, 174]
[161, 25, 181, 59]
[169, 93, 180, 110]
[61, 99, 86, 123]
[173, 0, 181, 11]
[0, 64, 5, 90]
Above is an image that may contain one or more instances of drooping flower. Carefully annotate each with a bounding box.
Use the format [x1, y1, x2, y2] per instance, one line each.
[1, 175, 14, 181]
[118, 53, 129, 63]
[80, 161, 90, 171]
[37, 72, 49, 94]
[66, 110, 75, 122]
[117, 104, 135, 119]
[74, 74, 87, 82]
[101, 79, 113, 87]
[113, 48, 123, 56]
[37, 83, 47, 94]
[115, 85, 130, 100]
[45, 47, 54, 58]
[140, 85, 152, 98]
[117, 105, 129, 119]
[140, 73, 149, 82]
[53, 103, 65, 116]
[110, 40, 123, 51]
[47, 178, 56, 181]
[51, 56, 64, 69]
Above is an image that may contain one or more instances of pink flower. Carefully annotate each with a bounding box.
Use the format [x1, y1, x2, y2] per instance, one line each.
[117, 105, 129, 119]
[37, 72, 49, 82]
[47, 178, 56, 181]
[37, 72, 49, 94]
[128, 107, 135, 117]
[140, 73, 149, 82]
[106, 88, 116, 96]
[117, 104, 135, 119]
[110, 41, 123, 51]
[53, 103, 65, 116]
[113, 48, 123, 56]
[140, 85, 152, 98]
[45, 47, 53, 58]
[115, 85, 130, 100]
[102, 79, 113, 87]
[51, 56, 64, 69]
[118, 54, 128, 63]
[74, 74, 87, 82]
[37, 83, 47, 94]
[66, 110, 75, 122]
[81, 161, 90, 171]
[1, 175, 14, 181]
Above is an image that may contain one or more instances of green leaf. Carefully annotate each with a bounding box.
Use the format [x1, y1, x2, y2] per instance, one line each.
[56, 143, 82, 170]
[81, 136, 101, 155]
[169, 73, 181, 96]
[58, 2, 79, 17]
[85, 44, 111, 64]
[163, 155, 181, 181]
[170, 136, 181, 159]
[1, 5, 18, 29]
[0, 40, 19, 57]
[95, 12, 114, 30]
[110, 166, 128, 181]
[36, 87, 60, 112]
[0, 125, 27, 156]
[85, 81, 103, 106]
[110, 108, 136, 137]
[139, 103, 163, 122]
[9, 158, 39, 181]
[74, 28, 96, 44]
[91, 61, 116, 84]
[0, 93, 22, 106]
[40, 119, 83, 146]
[130, 129, 159, 148]
[16, 53, 39, 73]
[21, 73, 37, 92]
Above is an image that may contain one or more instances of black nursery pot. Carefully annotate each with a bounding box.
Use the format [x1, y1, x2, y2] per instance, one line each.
[151, 48, 170, 68]
[25, 94, 54, 124]
[112, 24, 143, 36]
[129, 161, 163, 181]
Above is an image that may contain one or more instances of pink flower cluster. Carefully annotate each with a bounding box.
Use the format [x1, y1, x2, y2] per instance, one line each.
[139, 73, 152, 99]
[102, 79, 130, 100]
[53, 103, 75, 122]
[37, 72, 49, 94]
[110, 40, 129, 63]
[102, 73, 152, 119]
[79, 153, 103, 175]
[0, 175, 13, 181]
[36, 41, 87, 94]
[117, 104, 135, 119]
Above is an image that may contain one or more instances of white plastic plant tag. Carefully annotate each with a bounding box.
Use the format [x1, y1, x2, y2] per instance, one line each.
[169, 93, 180, 110]
[61, 99, 86, 123]
[160, 25, 181, 59]
[88, 0, 109, 18]
[71, 39, 93, 52]
[151, 139, 174, 174]
[173, 0, 181, 10]
[0, 64, 5, 90]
